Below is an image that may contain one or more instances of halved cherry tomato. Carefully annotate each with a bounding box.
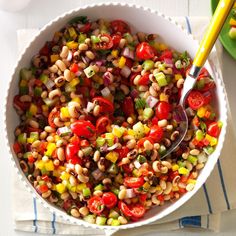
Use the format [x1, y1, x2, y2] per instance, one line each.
[202, 91, 212, 105]
[121, 163, 133, 173]
[207, 121, 221, 137]
[110, 20, 130, 34]
[151, 116, 159, 125]
[118, 201, 133, 217]
[87, 196, 105, 215]
[116, 146, 129, 160]
[139, 194, 147, 203]
[136, 42, 155, 60]
[187, 90, 204, 110]
[70, 63, 79, 73]
[39, 184, 49, 194]
[28, 155, 35, 164]
[138, 73, 150, 86]
[137, 137, 154, 148]
[48, 108, 60, 128]
[121, 97, 135, 117]
[79, 22, 91, 33]
[129, 203, 145, 218]
[65, 143, 80, 161]
[149, 125, 164, 142]
[159, 50, 173, 61]
[102, 192, 117, 209]
[94, 34, 113, 50]
[71, 120, 96, 138]
[41, 175, 50, 182]
[155, 101, 171, 120]
[93, 97, 114, 114]
[124, 177, 144, 188]
[96, 116, 110, 134]
[80, 139, 90, 148]
[111, 34, 122, 48]
[13, 142, 22, 154]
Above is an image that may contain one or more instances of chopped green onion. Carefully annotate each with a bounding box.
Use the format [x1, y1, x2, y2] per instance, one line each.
[137, 155, 147, 164]
[91, 35, 101, 44]
[108, 210, 119, 219]
[20, 68, 32, 81]
[94, 184, 104, 191]
[203, 146, 215, 155]
[108, 164, 118, 174]
[135, 98, 146, 109]
[17, 133, 27, 144]
[78, 33, 86, 43]
[142, 60, 154, 70]
[195, 130, 204, 141]
[187, 155, 198, 165]
[82, 188, 91, 197]
[111, 188, 119, 196]
[84, 214, 96, 224]
[96, 137, 106, 147]
[154, 72, 168, 87]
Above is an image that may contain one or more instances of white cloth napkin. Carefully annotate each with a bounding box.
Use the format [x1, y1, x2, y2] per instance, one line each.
[14, 17, 236, 235]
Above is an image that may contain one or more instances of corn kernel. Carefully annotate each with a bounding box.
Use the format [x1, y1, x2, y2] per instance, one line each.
[178, 167, 189, 175]
[197, 106, 207, 118]
[159, 43, 168, 51]
[156, 185, 162, 191]
[229, 18, 236, 27]
[45, 143, 56, 156]
[127, 129, 135, 136]
[111, 50, 119, 58]
[112, 126, 125, 138]
[56, 183, 66, 194]
[60, 172, 70, 181]
[50, 54, 59, 63]
[205, 134, 218, 146]
[172, 164, 179, 171]
[143, 182, 150, 190]
[44, 160, 55, 171]
[68, 27, 77, 38]
[118, 56, 126, 68]
[105, 151, 119, 163]
[159, 92, 169, 102]
[172, 186, 179, 192]
[143, 125, 150, 134]
[72, 97, 81, 104]
[69, 78, 80, 87]
[53, 169, 61, 177]
[187, 179, 197, 184]
[35, 160, 44, 170]
[174, 74, 182, 81]
[66, 41, 78, 49]
[29, 103, 38, 116]
[76, 183, 87, 192]
[60, 107, 70, 118]
[132, 169, 140, 177]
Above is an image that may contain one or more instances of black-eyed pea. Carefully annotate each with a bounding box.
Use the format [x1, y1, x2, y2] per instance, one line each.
[48, 89, 61, 100]
[29, 119, 39, 129]
[40, 131, 48, 140]
[85, 50, 95, 60]
[20, 160, 29, 173]
[46, 135, 54, 143]
[186, 161, 193, 171]
[186, 183, 195, 192]
[118, 189, 127, 200]
[160, 166, 168, 174]
[145, 200, 152, 208]
[55, 59, 66, 71]
[158, 119, 167, 127]
[42, 190, 51, 199]
[163, 138, 171, 147]
[133, 74, 141, 85]
[164, 195, 171, 201]
[138, 85, 148, 92]
[64, 69, 72, 82]
[102, 178, 112, 185]
[55, 76, 65, 87]
[163, 182, 172, 195]
[77, 174, 89, 183]
[78, 43, 88, 51]
[75, 164, 83, 175]
[44, 126, 55, 133]
[166, 124, 173, 131]
[151, 194, 161, 205]
[79, 207, 89, 216]
[20, 95, 32, 103]
[160, 179, 167, 190]
[49, 64, 58, 73]
[93, 105, 100, 117]
[152, 161, 160, 172]
[120, 84, 130, 95]
[131, 65, 142, 73]
[144, 140, 153, 151]
[119, 38, 126, 48]
[32, 140, 41, 148]
[41, 91, 48, 99]
[53, 159, 60, 167]
[170, 131, 180, 141]
[60, 46, 69, 59]
[61, 192, 70, 200]
[93, 150, 100, 162]
[190, 149, 200, 156]
[107, 218, 113, 225]
[149, 86, 158, 97]
[196, 163, 204, 170]
[69, 175, 77, 186]
[152, 82, 160, 92]
[70, 208, 80, 218]
[177, 78, 184, 88]
[161, 161, 172, 169]
[127, 117, 134, 125]
[118, 216, 128, 225]
[69, 191, 78, 200]
[93, 190, 103, 197]
[150, 150, 158, 161]
[126, 139, 136, 149]
[172, 175, 180, 186]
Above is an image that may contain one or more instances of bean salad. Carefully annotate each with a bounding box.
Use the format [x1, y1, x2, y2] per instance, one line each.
[13, 16, 222, 226]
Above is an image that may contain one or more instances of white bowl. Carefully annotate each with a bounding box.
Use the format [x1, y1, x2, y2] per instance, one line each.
[4, 2, 228, 231]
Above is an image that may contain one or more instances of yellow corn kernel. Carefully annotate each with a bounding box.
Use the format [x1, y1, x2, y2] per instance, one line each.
[159, 92, 169, 102]
[66, 41, 78, 49]
[60, 172, 70, 181]
[174, 74, 183, 81]
[143, 182, 150, 190]
[20, 79, 28, 87]
[178, 167, 189, 175]
[197, 106, 207, 118]
[35, 160, 44, 170]
[156, 185, 162, 191]
[158, 63, 166, 71]
[44, 160, 55, 171]
[50, 54, 59, 63]
[56, 183, 66, 194]
[76, 183, 87, 192]
[152, 42, 160, 50]
[54, 135, 60, 142]
[70, 186, 77, 192]
[53, 169, 61, 177]
[105, 151, 119, 163]
[137, 109, 143, 115]
[58, 166, 66, 171]
[69, 78, 80, 87]
[205, 134, 218, 146]
[229, 18, 236, 27]
[29, 103, 38, 116]
[159, 43, 168, 51]
[111, 50, 119, 58]
[112, 126, 125, 138]
[187, 179, 197, 185]
[127, 129, 135, 136]
[234, 2, 236, 7]
[45, 143, 56, 156]
[172, 164, 179, 171]
[60, 107, 70, 118]
[132, 169, 140, 177]
[143, 125, 150, 134]
[72, 97, 81, 105]
[42, 105, 48, 112]
[68, 27, 77, 38]
[172, 186, 179, 192]
[118, 56, 126, 68]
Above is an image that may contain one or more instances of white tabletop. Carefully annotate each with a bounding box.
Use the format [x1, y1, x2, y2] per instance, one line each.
[0, 0, 236, 236]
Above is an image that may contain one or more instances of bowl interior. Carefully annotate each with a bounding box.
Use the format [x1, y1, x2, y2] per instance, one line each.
[5, 3, 228, 230]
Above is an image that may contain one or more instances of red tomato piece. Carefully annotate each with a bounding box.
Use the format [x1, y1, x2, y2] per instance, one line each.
[13, 142, 22, 154]
[151, 116, 159, 125]
[187, 90, 205, 110]
[87, 196, 105, 215]
[138, 73, 150, 86]
[65, 143, 80, 161]
[110, 20, 130, 34]
[102, 192, 117, 209]
[39, 184, 48, 194]
[124, 177, 144, 188]
[28, 155, 35, 164]
[94, 34, 113, 50]
[39, 42, 50, 56]
[129, 203, 145, 218]
[155, 101, 171, 120]
[79, 22, 91, 33]
[80, 139, 90, 148]
[121, 97, 135, 117]
[96, 116, 111, 135]
[139, 194, 147, 203]
[159, 50, 173, 61]
[136, 42, 155, 60]
[71, 120, 96, 138]
[111, 34, 122, 48]
[149, 125, 164, 142]
[121, 163, 133, 173]
[70, 63, 79, 73]
[129, 72, 140, 85]
[92, 97, 114, 114]
[116, 146, 129, 160]
[48, 108, 60, 128]
[157, 194, 165, 202]
[207, 122, 221, 137]
[118, 201, 133, 217]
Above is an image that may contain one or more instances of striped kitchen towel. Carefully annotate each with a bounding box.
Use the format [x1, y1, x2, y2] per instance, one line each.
[13, 17, 236, 235]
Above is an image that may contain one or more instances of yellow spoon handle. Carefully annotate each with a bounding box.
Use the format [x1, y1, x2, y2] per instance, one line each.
[193, 0, 234, 68]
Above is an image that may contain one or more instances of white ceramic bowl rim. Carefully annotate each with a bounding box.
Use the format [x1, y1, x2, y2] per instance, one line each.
[4, 2, 228, 232]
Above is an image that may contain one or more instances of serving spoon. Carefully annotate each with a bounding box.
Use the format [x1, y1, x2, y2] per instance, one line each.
[161, 0, 234, 159]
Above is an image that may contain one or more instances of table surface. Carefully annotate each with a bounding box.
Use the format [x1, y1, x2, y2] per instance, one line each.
[1, 0, 236, 236]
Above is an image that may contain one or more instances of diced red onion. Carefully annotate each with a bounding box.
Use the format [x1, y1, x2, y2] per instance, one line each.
[120, 66, 131, 78]
[77, 23, 85, 29]
[130, 89, 139, 99]
[67, 50, 73, 61]
[146, 96, 159, 108]
[75, 70, 82, 77]
[163, 58, 174, 67]
[125, 189, 136, 198]
[92, 169, 104, 180]
[101, 87, 111, 97]
[81, 56, 90, 64]
[95, 60, 105, 66]
[45, 79, 55, 89]
[86, 102, 95, 112]
[28, 78, 35, 96]
[134, 160, 141, 169]
[57, 126, 72, 137]
[122, 47, 135, 60]
[103, 72, 114, 86]
[100, 144, 108, 152]
[107, 143, 120, 151]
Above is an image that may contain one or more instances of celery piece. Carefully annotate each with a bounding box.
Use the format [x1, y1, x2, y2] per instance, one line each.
[143, 108, 154, 120]
[65, 83, 77, 93]
[142, 60, 154, 71]
[43, 98, 59, 107]
[108, 210, 119, 219]
[96, 137, 106, 147]
[17, 133, 27, 144]
[195, 130, 204, 141]
[84, 66, 95, 78]
[83, 188, 91, 197]
[135, 98, 146, 109]
[187, 155, 198, 165]
[20, 68, 32, 81]
[78, 33, 87, 43]
[203, 146, 215, 155]
[94, 184, 104, 191]
[84, 214, 96, 224]
[111, 188, 119, 196]
[111, 219, 120, 226]
[96, 216, 107, 226]
[39, 74, 49, 84]
[91, 35, 101, 44]
[23, 152, 32, 159]
[154, 72, 167, 87]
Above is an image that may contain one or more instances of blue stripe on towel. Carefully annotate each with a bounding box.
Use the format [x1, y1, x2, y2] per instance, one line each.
[203, 183, 213, 214]
[33, 197, 38, 233]
[185, 16, 213, 215]
[52, 212, 56, 234]
[207, 214, 209, 229]
[217, 160, 230, 210]
[180, 216, 201, 227]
